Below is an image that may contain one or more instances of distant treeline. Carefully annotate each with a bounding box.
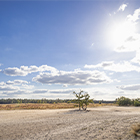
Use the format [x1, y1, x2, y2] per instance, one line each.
[93, 100, 115, 104]
[0, 98, 75, 104]
[0, 98, 116, 104]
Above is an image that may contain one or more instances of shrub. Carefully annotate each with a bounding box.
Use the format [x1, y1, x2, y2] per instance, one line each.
[99, 101, 101, 104]
[73, 90, 90, 110]
[116, 96, 132, 106]
[67, 101, 71, 104]
[134, 99, 140, 106]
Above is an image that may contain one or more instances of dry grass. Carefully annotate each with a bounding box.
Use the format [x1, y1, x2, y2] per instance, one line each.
[88, 103, 117, 108]
[0, 103, 116, 110]
[0, 103, 77, 110]
[131, 123, 140, 137]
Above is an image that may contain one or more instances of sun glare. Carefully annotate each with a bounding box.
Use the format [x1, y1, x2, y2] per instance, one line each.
[108, 20, 136, 49]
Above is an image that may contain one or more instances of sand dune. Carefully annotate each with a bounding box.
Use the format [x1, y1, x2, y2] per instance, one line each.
[0, 106, 140, 140]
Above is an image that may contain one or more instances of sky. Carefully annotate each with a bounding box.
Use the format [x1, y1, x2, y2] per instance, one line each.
[0, 0, 140, 100]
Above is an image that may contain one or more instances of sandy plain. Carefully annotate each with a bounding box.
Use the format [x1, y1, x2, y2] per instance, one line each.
[0, 106, 140, 140]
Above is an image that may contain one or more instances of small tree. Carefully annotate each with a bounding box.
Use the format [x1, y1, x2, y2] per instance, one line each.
[73, 90, 84, 110]
[82, 93, 90, 110]
[73, 90, 90, 110]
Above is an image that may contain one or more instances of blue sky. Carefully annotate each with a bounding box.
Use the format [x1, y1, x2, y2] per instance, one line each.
[0, 0, 140, 100]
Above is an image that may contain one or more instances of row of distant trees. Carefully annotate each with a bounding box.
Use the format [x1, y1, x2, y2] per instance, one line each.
[0, 98, 113, 105]
[0, 98, 76, 104]
[116, 96, 140, 106]
[0, 95, 140, 107]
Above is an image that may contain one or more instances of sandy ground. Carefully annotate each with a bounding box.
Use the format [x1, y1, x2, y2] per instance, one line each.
[0, 106, 140, 140]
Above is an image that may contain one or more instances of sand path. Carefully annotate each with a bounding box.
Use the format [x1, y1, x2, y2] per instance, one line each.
[0, 106, 140, 140]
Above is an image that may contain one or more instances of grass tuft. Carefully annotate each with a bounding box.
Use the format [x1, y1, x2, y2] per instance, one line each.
[131, 123, 140, 137]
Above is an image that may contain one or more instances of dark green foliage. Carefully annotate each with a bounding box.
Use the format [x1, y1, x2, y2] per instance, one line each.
[82, 93, 90, 110]
[67, 101, 71, 104]
[73, 90, 84, 110]
[134, 99, 140, 106]
[93, 100, 115, 104]
[73, 90, 91, 110]
[99, 101, 102, 104]
[116, 96, 132, 106]
[0, 98, 75, 104]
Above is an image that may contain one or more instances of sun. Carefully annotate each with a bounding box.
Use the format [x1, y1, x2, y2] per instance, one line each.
[113, 21, 135, 43]
[108, 20, 136, 49]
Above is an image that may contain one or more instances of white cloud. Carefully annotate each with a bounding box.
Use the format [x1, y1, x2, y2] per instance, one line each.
[20, 84, 34, 89]
[117, 84, 140, 90]
[49, 89, 74, 94]
[85, 61, 113, 69]
[127, 8, 140, 22]
[110, 7, 140, 55]
[2, 65, 58, 76]
[33, 69, 112, 85]
[3, 67, 27, 76]
[84, 61, 140, 72]
[0, 85, 19, 91]
[118, 4, 127, 12]
[0, 82, 5, 86]
[115, 34, 140, 52]
[33, 89, 48, 93]
[0, 80, 34, 93]
[131, 50, 140, 65]
[6, 80, 28, 85]
[63, 84, 68, 87]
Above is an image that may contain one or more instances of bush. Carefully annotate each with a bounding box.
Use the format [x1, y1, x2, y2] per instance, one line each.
[116, 96, 132, 106]
[99, 101, 101, 104]
[134, 99, 140, 106]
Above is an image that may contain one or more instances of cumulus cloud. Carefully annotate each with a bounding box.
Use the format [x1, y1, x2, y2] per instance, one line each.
[20, 84, 34, 89]
[118, 4, 127, 12]
[113, 7, 140, 55]
[49, 89, 74, 94]
[3, 67, 27, 76]
[33, 89, 48, 93]
[0, 80, 34, 93]
[33, 69, 112, 85]
[6, 80, 28, 85]
[125, 36, 137, 42]
[85, 61, 113, 69]
[0, 86, 18, 91]
[2, 65, 58, 76]
[117, 84, 140, 90]
[63, 84, 68, 87]
[127, 8, 140, 22]
[115, 34, 140, 52]
[84, 61, 140, 72]
[131, 50, 140, 65]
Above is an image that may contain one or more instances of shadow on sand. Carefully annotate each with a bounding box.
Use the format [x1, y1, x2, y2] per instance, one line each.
[64, 109, 91, 114]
